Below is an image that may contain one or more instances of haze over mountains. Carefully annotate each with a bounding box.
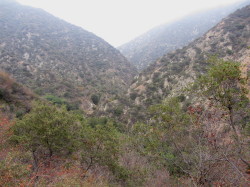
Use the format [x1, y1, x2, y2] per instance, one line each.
[0, 0, 249, 116]
[0, 0, 137, 112]
[0, 0, 249, 115]
[126, 4, 250, 116]
[94, 3, 250, 124]
[119, 0, 250, 71]
[0, 0, 249, 186]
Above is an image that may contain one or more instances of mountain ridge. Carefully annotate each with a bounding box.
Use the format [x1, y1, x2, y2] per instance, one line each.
[0, 0, 137, 113]
[118, 4, 250, 123]
[118, 0, 250, 71]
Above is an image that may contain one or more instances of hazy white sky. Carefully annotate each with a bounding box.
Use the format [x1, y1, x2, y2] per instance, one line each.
[16, 0, 243, 47]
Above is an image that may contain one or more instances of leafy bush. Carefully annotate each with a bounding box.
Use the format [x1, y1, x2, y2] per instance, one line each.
[113, 106, 123, 116]
[91, 94, 100, 105]
[0, 88, 5, 99]
[10, 102, 129, 184]
[15, 109, 26, 119]
[80, 121, 129, 181]
[177, 94, 186, 102]
[226, 49, 233, 55]
[88, 117, 108, 127]
[44, 94, 66, 105]
[129, 92, 138, 100]
[152, 72, 161, 83]
[11, 101, 81, 159]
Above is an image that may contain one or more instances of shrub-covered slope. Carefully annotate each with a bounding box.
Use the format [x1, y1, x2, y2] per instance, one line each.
[0, 71, 35, 117]
[119, 0, 250, 71]
[0, 0, 137, 113]
[124, 5, 250, 121]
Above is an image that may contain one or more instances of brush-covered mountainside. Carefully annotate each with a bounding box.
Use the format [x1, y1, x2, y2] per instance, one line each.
[124, 5, 250, 121]
[0, 70, 35, 117]
[119, 0, 250, 71]
[0, 2, 249, 186]
[0, 0, 137, 113]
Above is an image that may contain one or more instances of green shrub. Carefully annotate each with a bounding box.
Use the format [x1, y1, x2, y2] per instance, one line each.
[79, 122, 127, 181]
[88, 117, 108, 127]
[226, 49, 233, 55]
[113, 107, 123, 116]
[11, 101, 81, 159]
[177, 94, 186, 102]
[129, 92, 138, 101]
[15, 109, 26, 119]
[44, 94, 66, 105]
[91, 94, 100, 105]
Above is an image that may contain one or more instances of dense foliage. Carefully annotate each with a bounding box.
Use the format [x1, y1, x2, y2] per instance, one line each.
[0, 58, 249, 186]
[0, 1, 249, 186]
[0, 0, 137, 114]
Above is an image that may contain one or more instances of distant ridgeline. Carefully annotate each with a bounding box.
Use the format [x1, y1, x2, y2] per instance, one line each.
[118, 0, 250, 71]
[115, 5, 250, 123]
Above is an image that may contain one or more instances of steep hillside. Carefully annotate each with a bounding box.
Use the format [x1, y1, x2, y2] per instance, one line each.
[0, 0, 137, 113]
[0, 70, 35, 117]
[119, 0, 250, 71]
[125, 5, 250, 121]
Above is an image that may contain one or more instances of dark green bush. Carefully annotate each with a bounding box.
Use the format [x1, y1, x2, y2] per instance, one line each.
[130, 92, 138, 100]
[113, 107, 123, 116]
[91, 94, 100, 105]
[44, 94, 66, 105]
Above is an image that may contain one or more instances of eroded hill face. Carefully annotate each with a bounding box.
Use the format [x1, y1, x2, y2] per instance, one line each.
[0, 0, 137, 113]
[127, 5, 250, 113]
[118, 0, 250, 71]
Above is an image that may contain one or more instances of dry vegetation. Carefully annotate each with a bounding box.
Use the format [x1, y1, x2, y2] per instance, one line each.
[0, 59, 249, 186]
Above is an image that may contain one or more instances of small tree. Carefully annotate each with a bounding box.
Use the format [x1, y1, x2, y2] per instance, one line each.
[195, 57, 249, 129]
[11, 101, 81, 169]
[194, 57, 250, 167]
[149, 98, 194, 176]
[79, 122, 129, 181]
